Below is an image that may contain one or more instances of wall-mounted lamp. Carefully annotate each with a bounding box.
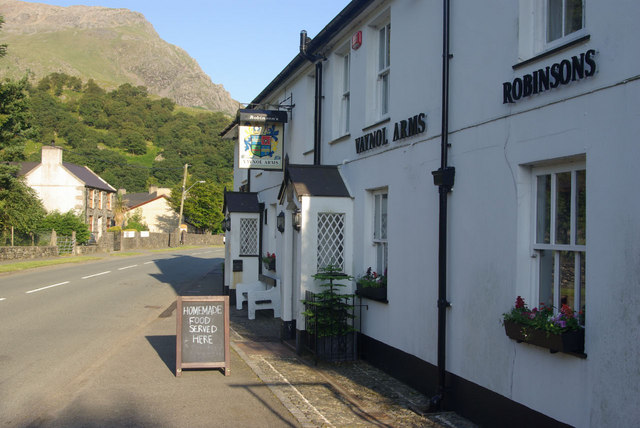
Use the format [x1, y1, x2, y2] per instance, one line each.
[225, 216, 231, 231]
[221, 218, 227, 231]
[277, 211, 285, 233]
[293, 209, 301, 231]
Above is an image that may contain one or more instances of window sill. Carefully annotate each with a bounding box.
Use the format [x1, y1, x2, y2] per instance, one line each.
[362, 117, 391, 132]
[513, 34, 590, 70]
[328, 133, 351, 145]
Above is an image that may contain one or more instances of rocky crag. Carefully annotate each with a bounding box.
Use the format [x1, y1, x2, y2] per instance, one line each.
[0, 0, 240, 115]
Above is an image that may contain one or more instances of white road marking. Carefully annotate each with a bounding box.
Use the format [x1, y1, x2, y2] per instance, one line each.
[144, 261, 154, 265]
[0, 297, 6, 301]
[118, 265, 138, 270]
[26, 281, 70, 294]
[82, 271, 111, 279]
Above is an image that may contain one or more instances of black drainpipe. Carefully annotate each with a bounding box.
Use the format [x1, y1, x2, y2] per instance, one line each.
[430, 0, 455, 411]
[300, 30, 324, 165]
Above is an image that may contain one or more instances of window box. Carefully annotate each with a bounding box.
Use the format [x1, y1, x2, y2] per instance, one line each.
[356, 282, 387, 302]
[261, 252, 276, 271]
[263, 259, 276, 271]
[504, 320, 584, 355]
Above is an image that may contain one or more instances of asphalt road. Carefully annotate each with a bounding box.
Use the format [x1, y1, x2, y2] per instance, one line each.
[0, 248, 299, 427]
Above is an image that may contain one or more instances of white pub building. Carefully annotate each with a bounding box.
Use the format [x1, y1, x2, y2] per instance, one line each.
[221, 1, 640, 426]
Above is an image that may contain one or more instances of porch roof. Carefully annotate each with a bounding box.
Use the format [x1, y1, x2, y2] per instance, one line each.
[278, 164, 351, 201]
[223, 191, 260, 213]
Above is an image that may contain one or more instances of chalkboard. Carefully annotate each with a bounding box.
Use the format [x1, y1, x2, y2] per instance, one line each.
[176, 296, 229, 376]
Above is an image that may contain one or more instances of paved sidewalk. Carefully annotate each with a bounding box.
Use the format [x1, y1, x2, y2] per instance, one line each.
[225, 276, 477, 427]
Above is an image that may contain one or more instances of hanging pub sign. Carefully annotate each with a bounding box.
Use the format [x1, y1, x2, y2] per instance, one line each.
[238, 109, 287, 170]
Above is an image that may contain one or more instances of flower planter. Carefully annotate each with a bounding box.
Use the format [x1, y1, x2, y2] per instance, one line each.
[263, 259, 275, 271]
[504, 320, 585, 354]
[356, 283, 387, 302]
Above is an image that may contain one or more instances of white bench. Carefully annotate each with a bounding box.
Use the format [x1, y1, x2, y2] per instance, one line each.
[247, 279, 281, 320]
[236, 281, 267, 310]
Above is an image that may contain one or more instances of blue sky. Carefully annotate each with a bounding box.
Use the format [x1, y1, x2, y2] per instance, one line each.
[21, 0, 351, 104]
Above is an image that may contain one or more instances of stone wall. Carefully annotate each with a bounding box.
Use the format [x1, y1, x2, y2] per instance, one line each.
[1, 232, 224, 261]
[0, 246, 58, 260]
[117, 231, 223, 251]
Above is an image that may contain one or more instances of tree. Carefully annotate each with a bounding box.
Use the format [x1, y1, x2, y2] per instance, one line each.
[112, 192, 126, 228]
[124, 208, 148, 231]
[168, 181, 224, 233]
[0, 179, 46, 239]
[40, 211, 91, 244]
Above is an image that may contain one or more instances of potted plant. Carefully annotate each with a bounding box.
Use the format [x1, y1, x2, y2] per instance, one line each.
[355, 267, 387, 302]
[302, 265, 356, 362]
[261, 252, 276, 271]
[503, 296, 585, 355]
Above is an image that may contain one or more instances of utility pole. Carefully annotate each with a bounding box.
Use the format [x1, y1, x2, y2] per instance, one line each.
[178, 163, 189, 231]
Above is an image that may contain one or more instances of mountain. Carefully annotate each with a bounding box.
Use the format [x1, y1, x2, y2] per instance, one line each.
[0, 0, 240, 115]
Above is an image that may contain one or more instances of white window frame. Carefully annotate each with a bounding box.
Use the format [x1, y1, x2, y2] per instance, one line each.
[545, 0, 585, 46]
[377, 22, 391, 118]
[372, 189, 388, 276]
[531, 162, 586, 319]
[518, 0, 586, 60]
[341, 51, 351, 135]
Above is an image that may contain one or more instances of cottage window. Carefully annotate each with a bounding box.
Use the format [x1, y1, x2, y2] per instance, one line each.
[317, 212, 345, 272]
[89, 189, 94, 209]
[373, 190, 388, 275]
[239, 217, 259, 256]
[532, 163, 586, 321]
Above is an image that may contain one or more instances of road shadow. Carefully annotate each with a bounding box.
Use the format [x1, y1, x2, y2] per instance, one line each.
[146, 252, 224, 296]
[145, 335, 176, 376]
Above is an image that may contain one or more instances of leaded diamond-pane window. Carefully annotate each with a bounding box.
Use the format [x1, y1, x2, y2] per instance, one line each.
[317, 213, 345, 271]
[240, 217, 258, 255]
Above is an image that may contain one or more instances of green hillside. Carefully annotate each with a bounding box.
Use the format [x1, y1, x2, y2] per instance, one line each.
[25, 73, 234, 194]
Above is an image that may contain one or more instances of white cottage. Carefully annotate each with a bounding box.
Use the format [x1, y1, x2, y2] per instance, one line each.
[222, 1, 640, 426]
[21, 146, 116, 238]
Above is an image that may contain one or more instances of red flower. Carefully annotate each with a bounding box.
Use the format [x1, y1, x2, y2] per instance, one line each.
[515, 296, 526, 309]
[561, 304, 574, 318]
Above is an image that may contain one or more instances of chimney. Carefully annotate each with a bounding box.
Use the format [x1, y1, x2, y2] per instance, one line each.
[42, 146, 63, 165]
[149, 185, 158, 195]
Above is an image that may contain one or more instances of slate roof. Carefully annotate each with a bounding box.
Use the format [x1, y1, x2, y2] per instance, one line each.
[62, 163, 115, 192]
[278, 164, 351, 200]
[124, 192, 167, 210]
[15, 160, 115, 192]
[223, 191, 260, 213]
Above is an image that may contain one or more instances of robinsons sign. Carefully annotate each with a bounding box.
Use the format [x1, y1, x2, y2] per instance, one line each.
[502, 49, 596, 104]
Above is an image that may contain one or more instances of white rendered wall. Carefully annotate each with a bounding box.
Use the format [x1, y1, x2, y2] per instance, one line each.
[25, 164, 85, 214]
[231, 0, 640, 426]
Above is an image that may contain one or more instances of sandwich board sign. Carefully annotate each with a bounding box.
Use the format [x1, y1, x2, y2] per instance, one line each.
[176, 296, 229, 376]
